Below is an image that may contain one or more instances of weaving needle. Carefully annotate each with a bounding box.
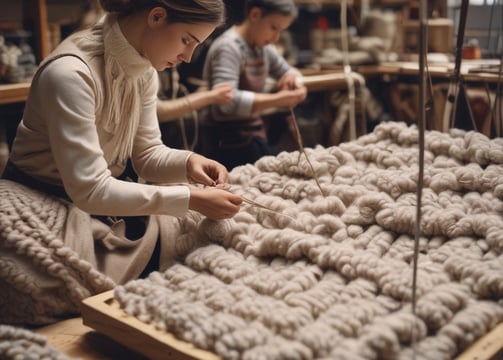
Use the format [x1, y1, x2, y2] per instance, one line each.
[218, 183, 297, 223]
[240, 195, 297, 223]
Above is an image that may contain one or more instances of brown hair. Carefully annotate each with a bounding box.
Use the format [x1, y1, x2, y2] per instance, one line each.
[244, 0, 298, 19]
[99, 0, 225, 25]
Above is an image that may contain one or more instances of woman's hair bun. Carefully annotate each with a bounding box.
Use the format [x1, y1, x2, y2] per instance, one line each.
[98, 0, 225, 24]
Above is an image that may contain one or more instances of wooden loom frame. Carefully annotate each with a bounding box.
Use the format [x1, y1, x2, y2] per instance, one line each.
[81, 290, 503, 360]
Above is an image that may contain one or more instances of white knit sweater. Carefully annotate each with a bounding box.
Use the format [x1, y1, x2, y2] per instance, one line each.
[9, 14, 192, 218]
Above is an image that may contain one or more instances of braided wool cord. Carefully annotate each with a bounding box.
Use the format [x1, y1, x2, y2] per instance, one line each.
[0, 325, 73, 360]
[114, 122, 503, 360]
[0, 180, 115, 325]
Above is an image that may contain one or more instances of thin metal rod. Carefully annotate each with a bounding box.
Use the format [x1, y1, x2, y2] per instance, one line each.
[240, 195, 297, 223]
[442, 0, 470, 130]
[340, 0, 357, 140]
[411, 0, 428, 357]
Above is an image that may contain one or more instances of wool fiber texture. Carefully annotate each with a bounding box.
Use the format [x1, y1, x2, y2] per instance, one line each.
[114, 122, 503, 360]
[0, 180, 115, 325]
[0, 325, 73, 360]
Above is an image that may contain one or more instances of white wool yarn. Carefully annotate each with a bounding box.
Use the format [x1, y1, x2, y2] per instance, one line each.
[0, 325, 73, 360]
[0, 180, 115, 325]
[115, 122, 503, 360]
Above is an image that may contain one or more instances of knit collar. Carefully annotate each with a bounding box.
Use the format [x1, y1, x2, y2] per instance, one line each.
[103, 14, 151, 79]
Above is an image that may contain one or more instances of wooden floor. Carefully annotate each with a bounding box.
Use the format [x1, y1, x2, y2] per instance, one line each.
[34, 317, 148, 360]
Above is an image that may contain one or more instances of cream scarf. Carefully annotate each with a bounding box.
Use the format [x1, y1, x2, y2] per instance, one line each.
[76, 14, 153, 164]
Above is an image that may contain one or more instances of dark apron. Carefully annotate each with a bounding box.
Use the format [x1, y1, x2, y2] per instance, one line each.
[201, 54, 276, 169]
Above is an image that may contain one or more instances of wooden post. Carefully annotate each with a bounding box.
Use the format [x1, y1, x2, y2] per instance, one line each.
[22, 0, 49, 63]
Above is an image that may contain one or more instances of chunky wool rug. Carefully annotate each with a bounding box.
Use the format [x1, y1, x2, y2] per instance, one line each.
[114, 122, 503, 360]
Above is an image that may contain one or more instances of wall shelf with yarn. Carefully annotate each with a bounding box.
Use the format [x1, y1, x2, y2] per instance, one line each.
[0, 0, 46, 104]
[0, 0, 86, 104]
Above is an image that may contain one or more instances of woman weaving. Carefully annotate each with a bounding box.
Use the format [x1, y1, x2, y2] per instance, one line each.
[1, 0, 241, 292]
[200, 0, 307, 170]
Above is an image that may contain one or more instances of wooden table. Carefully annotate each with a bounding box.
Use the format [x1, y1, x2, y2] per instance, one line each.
[0, 82, 31, 105]
[375, 59, 503, 83]
[1, 60, 499, 105]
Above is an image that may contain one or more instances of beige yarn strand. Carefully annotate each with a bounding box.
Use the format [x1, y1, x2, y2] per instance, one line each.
[289, 107, 325, 197]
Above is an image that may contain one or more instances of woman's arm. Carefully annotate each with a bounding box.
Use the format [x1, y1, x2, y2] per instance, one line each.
[36, 57, 191, 217]
[157, 83, 233, 122]
[250, 87, 307, 113]
[205, 38, 306, 119]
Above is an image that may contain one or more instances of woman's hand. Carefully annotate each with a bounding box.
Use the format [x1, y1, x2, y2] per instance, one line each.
[189, 186, 243, 219]
[277, 71, 301, 90]
[186, 153, 228, 186]
[186, 154, 242, 219]
[210, 83, 233, 105]
[277, 86, 307, 108]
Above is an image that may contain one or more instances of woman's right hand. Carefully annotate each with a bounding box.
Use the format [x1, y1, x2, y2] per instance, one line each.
[189, 186, 242, 220]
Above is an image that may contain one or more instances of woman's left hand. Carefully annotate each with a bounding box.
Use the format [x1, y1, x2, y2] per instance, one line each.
[186, 153, 228, 186]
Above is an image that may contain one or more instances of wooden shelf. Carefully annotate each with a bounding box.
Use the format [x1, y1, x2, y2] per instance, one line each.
[0, 82, 30, 105]
[0, 0, 45, 106]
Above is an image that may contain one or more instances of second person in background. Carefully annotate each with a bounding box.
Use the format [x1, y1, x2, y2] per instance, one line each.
[201, 0, 307, 170]
[157, 67, 233, 151]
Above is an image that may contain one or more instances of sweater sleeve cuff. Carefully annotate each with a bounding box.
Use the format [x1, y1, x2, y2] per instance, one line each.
[183, 151, 194, 181]
[236, 90, 255, 117]
[159, 184, 190, 217]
